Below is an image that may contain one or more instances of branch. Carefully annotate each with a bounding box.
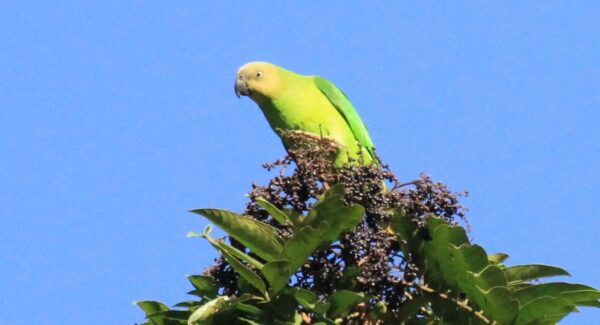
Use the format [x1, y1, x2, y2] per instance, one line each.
[399, 280, 495, 324]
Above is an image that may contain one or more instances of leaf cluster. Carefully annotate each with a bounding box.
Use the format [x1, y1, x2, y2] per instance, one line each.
[137, 131, 599, 324]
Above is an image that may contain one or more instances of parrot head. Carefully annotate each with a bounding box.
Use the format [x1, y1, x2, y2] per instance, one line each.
[235, 62, 285, 102]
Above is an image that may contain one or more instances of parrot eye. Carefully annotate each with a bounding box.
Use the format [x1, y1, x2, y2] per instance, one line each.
[256, 71, 263, 79]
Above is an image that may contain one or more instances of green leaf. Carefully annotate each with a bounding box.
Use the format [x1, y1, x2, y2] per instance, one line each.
[401, 215, 519, 324]
[136, 300, 170, 317]
[527, 306, 577, 325]
[302, 184, 350, 225]
[514, 296, 576, 325]
[283, 224, 329, 271]
[504, 264, 570, 282]
[173, 301, 201, 309]
[265, 293, 304, 323]
[237, 318, 262, 325]
[187, 296, 230, 325]
[488, 253, 509, 265]
[282, 189, 364, 273]
[256, 197, 293, 225]
[507, 282, 533, 292]
[327, 290, 365, 317]
[389, 208, 419, 253]
[476, 285, 520, 324]
[192, 208, 284, 261]
[218, 248, 268, 299]
[262, 261, 292, 294]
[292, 288, 330, 315]
[578, 299, 600, 307]
[307, 194, 364, 242]
[337, 266, 361, 290]
[513, 283, 600, 324]
[136, 301, 188, 325]
[514, 282, 600, 307]
[187, 275, 218, 298]
[428, 216, 469, 247]
[234, 303, 268, 325]
[235, 303, 264, 316]
[162, 311, 190, 321]
[393, 296, 429, 323]
[282, 208, 304, 226]
[237, 276, 259, 295]
[187, 295, 257, 325]
[323, 183, 345, 198]
[202, 227, 264, 270]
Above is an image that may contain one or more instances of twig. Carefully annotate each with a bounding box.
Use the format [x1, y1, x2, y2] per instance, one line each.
[399, 280, 495, 324]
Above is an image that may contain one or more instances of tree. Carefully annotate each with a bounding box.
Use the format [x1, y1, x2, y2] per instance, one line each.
[137, 131, 600, 324]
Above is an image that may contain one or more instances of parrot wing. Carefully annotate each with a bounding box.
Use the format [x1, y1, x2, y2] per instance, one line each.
[313, 76, 378, 163]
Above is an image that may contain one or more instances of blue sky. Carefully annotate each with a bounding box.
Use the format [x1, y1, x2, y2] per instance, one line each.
[1, 2, 598, 324]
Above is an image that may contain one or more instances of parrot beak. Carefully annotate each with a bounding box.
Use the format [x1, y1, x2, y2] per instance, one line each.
[235, 77, 250, 98]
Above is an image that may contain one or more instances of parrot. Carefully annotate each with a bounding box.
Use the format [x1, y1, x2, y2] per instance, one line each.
[234, 61, 378, 167]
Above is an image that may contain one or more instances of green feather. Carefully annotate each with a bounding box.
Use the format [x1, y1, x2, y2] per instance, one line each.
[313, 76, 378, 164]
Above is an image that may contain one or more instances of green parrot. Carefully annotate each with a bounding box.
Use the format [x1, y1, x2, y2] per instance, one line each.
[235, 62, 378, 167]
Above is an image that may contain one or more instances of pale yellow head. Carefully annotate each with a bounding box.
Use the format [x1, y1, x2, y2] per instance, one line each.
[235, 62, 288, 102]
